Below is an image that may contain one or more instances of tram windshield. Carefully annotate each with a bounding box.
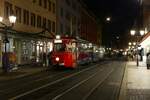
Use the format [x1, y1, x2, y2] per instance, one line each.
[53, 43, 66, 52]
[53, 42, 76, 52]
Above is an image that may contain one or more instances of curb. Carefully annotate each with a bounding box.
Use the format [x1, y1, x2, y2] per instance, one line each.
[118, 62, 127, 100]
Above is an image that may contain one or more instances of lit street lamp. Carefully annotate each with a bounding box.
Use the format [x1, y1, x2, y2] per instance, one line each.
[0, 15, 16, 72]
[128, 42, 132, 46]
[0, 17, 3, 22]
[130, 29, 144, 66]
[106, 17, 111, 22]
[133, 42, 136, 46]
[9, 15, 17, 24]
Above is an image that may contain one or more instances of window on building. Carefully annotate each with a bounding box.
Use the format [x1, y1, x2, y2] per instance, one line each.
[66, 25, 71, 35]
[27, 11, 29, 25]
[44, 0, 47, 8]
[15, 6, 22, 23]
[60, 7, 64, 17]
[72, 16, 76, 25]
[73, 29, 76, 36]
[60, 23, 63, 33]
[52, 21, 56, 33]
[65, 11, 71, 21]
[148, 17, 150, 32]
[42, 17, 46, 28]
[4, 1, 12, 18]
[31, 13, 36, 27]
[23, 10, 26, 24]
[52, 3, 56, 14]
[23, 9, 29, 25]
[65, 0, 70, 6]
[32, 0, 36, 3]
[47, 20, 51, 32]
[72, 3, 77, 11]
[48, 1, 51, 11]
[37, 15, 41, 28]
[39, 0, 42, 6]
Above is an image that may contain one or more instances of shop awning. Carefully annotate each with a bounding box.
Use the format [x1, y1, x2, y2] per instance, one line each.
[0, 27, 55, 40]
[140, 32, 150, 47]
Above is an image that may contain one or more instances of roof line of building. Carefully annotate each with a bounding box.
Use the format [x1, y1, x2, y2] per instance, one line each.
[78, 0, 98, 22]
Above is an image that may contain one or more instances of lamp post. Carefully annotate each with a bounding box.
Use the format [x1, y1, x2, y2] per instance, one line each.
[129, 0, 144, 66]
[130, 29, 144, 66]
[128, 42, 136, 60]
[0, 15, 16, 72]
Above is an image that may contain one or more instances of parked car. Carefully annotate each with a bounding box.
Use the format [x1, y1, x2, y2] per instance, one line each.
[146, 52, 150, 69]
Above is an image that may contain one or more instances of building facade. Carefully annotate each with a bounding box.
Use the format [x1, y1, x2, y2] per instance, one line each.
[143, 0, 150, 33]
[57, 0, 101, 46]
[56, 0, 80, 37]
[139, 0, 150, 63]
[80, 8, 100, 46]
[0, 0, 56, 67]
[0, 0, 102, 68]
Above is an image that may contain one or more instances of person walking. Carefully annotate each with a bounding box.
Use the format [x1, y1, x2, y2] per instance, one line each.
[43, 52, 47, 67]
[146, 51, 150, 69]
[47, 51, 52, 67]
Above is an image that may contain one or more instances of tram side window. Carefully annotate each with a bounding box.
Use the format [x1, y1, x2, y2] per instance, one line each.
[66, 44, 72, 52]
[54, 43, 66, 52]
[66, 42, 76, 52]
[78, 43, 89, 53]
[71, 43, 76, 52]
[54, 42, 76, 52]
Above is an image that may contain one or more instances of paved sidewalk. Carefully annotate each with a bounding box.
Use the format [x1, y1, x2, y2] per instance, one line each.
[119, 61, 150, 100]
[0, 65, 48, 81]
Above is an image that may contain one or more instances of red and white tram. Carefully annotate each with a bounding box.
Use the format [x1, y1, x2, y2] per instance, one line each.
[51, 35, 92, 68]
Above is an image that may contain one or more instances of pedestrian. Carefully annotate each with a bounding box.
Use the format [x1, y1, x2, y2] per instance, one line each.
[2, 52, 9, 72]
[43, 52, 47, 67]
[146, 51, 150, 69]
[47, 51, 52, 67]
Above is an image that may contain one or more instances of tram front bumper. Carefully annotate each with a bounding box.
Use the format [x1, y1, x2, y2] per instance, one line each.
[59, 63, 64, 66]
[53, 62, 64, 66]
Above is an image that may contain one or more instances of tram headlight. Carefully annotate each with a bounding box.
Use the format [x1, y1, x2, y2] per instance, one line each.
[55, 57, 60, 62]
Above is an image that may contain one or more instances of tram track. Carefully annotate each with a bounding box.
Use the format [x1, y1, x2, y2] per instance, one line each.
[1, 71, 66, 92]
[50, 63, 114, 100]
[52, 68, 105, 100]
[82, 69, 114, 100]
[0, 69, 61, 89]
[8, 62, 106, 100]
[37, 61, 125, 100]
[52, 68, 114, 100]
[0, 62, 105, 93]
[85, 62, 126, 100]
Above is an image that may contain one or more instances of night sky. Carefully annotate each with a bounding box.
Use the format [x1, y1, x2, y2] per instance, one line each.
[83, 0, 139, 49]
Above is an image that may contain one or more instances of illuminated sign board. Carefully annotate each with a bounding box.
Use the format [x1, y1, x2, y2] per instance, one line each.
[54, 39, 62, 43]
